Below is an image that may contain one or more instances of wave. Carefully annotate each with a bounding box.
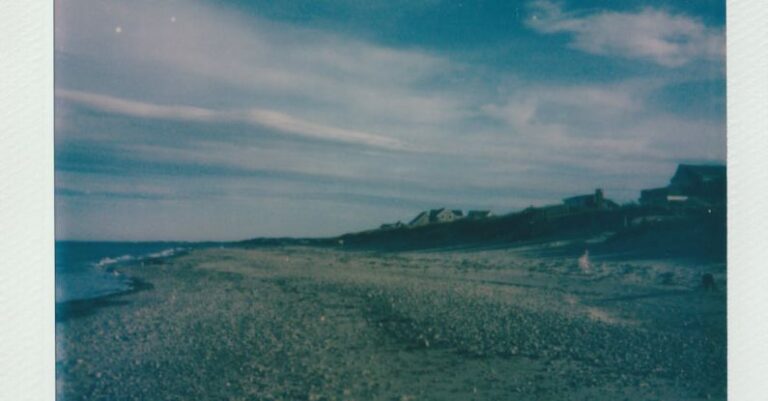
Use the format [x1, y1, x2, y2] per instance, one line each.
[92, 247, 185, 269]
[94, 254, 135, 268]
[146, 247, 184, 259]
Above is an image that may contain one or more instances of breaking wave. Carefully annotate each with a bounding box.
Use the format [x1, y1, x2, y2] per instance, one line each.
[146, 248, 184, 259]
[93, 247, 185, 269]
[94, 254, 135, 268]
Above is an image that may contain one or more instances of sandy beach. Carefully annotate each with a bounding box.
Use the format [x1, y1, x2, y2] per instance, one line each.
[56, 245, 726, 401]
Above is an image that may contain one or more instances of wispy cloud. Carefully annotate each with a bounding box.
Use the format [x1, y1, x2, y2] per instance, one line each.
[477, 78, 724, 182]
[53, 0, 726, 240]
[526, 0, 725, 67]
[55, 0, 462, 128]
[482, 81, 649, 133]
[58, 90, 404, 150]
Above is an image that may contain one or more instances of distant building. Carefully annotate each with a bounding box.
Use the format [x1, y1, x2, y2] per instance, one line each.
[639, 187, 671, 206]
[563, 189, 618, 210]
[466, 210, 493, 220]
[408, 208, 464, 226]
[639, 187, 692, 206]
[379, 221, 406, 230]
[639, 164, 725, 207]
[669, 164, 725, 202]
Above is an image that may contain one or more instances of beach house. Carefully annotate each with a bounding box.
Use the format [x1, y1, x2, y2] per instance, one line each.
[408, 208, 464, 227]
[562, 189, 618, 211]
[640, 164, 725, 207]
[466, 210, 493, 220]
[379, 221, 406, 230]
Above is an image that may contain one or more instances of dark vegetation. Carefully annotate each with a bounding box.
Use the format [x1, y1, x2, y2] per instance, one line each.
[241, 205, 726, 261]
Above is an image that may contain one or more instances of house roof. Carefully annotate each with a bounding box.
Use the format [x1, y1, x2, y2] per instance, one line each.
[408, 211, 429, 225]
[672, 164, 726, 182]
[431, 208, 462, 218]
[563, 192, 618, 208]
[640, 187, 668, 197]
[563, 194, 594, 204]
[429, 208, 446, 219]
[408, 208, 463, 225]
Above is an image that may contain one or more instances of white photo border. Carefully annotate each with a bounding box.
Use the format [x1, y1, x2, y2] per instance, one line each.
[1, 0, 766, 400]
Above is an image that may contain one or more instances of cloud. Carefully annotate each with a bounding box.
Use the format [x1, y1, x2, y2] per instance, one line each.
[482, 81, 648, 132]
[58, 90, 404, 150]
[477, 78, 725, 185]
[58, 90, 217, 122]
[55, 0, 462, 128]
[53, 0, 726, 239]
[527, 0, 725, 67]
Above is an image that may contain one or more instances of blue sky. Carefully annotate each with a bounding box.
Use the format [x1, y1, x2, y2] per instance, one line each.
[55, 0, 726, 241]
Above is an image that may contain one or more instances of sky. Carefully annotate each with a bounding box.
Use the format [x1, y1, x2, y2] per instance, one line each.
[54, 0, 726, 241]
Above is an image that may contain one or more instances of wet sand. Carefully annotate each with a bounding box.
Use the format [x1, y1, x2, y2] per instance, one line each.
[56, 246, 726, 401]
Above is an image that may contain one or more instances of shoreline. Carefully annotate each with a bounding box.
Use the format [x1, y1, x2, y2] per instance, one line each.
[55, 277, 154, 323]
[56, 249, 193, 322]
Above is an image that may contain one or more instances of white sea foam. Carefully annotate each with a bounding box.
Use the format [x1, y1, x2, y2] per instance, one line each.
[59, 243, 194, 303]
[146, 247, 184, 259]
[92, 247, 185, 269]
[94, 254, 135, 268]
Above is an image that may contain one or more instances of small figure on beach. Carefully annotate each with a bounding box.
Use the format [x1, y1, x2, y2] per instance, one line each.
[578, 249, 591, 274]
[702, 273, 716, 291]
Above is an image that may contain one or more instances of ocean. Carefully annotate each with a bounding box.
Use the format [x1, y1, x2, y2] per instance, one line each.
[55, 241, 212, 303]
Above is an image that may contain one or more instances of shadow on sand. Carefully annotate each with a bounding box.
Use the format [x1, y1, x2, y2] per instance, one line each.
[56, 278, 154, 323]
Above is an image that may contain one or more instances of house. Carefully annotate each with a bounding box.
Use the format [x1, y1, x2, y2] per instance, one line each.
[408, 208, 464, 227]
[466, 210, 493, 220]
[639, 164, 725, 207]
[379, 221, 405, 230]
[640, 187, 691, 206]
[639, 187, 670, 206]
[563, 189, 618, 210]
[669, 164, 725, 202]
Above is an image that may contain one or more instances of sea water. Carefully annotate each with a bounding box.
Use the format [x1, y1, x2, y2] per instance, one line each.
[55, 241, 209, 303]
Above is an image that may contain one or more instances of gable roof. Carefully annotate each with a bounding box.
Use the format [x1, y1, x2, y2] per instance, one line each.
[429, 208, 446, 219]
[431, 208, 463, 219]
[408, 211, 430, 225]
[408, 208, 463, 225]
[672, 164, 726, 183]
